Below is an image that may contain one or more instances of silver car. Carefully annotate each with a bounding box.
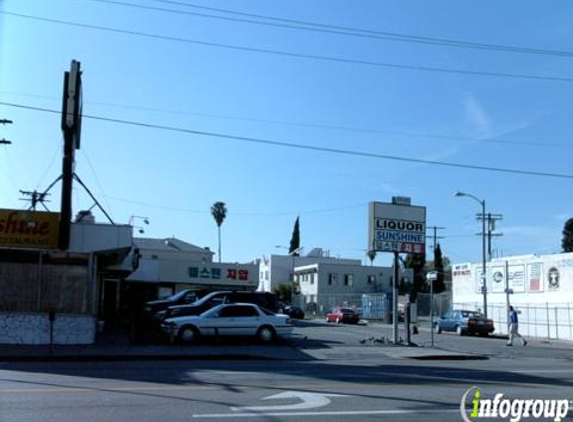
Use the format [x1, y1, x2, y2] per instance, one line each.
[161, 303, 293, 344]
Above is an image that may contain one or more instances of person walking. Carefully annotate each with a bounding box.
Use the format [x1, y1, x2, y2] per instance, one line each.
[507, 306, 527, 346]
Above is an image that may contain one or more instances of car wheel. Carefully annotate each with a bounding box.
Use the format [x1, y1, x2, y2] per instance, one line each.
[435, 325, 441, 334]
[257, 326, 276, 343]
[456, 325, 464, 336]
[178, 325, 199, 344]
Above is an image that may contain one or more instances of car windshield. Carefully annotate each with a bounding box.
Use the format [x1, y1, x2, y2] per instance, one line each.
[166, 290, 189, 302]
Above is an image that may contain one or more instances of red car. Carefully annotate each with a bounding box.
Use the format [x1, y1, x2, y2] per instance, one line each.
[326, 307, 360, 324]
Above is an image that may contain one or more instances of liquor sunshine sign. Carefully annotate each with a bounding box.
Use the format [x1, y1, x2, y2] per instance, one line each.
[368, 201, 426, 255]
[0, 209, 60, 249]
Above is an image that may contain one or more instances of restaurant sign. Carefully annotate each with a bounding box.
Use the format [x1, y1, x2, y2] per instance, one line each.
[0, 209, 60, 249]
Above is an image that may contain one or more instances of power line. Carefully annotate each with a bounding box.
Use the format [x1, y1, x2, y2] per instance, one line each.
[2, 11, 573, 83]
[3, 90, 572, 150]
[106, 194, 366, 216]
[3, 100, 573, 180]
[87, 0, 573, 58]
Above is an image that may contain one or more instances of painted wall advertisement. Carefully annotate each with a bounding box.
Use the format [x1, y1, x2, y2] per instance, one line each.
[508, 264, 525, 293]
[0, 209, 59, 249]
[491, 266, 505, 293]
[527, 262, 543, 292]
[368, 201, 426, 254]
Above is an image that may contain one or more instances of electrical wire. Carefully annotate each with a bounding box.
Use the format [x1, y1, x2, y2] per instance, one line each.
[2, 11, 573, 83]
[79, 149, 115, 220]
[2, 100, 573, 180]
[108, 195, 366, 216]
[3, 90, 572, 150]
[87, 0, 573, 58]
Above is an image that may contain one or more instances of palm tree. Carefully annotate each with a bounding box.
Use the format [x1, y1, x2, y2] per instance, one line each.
[211, 201, 227, 263]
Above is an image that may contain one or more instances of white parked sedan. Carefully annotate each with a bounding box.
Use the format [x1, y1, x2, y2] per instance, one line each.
[161, 303, 293, 344]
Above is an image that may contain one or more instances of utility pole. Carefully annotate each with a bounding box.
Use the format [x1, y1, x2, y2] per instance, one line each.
[477, 213, 503, 261]
[19, 190, 51, 211]
[426, 226, 446, 254]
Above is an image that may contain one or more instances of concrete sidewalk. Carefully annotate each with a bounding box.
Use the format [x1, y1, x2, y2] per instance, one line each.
[0, 332, 486, 362]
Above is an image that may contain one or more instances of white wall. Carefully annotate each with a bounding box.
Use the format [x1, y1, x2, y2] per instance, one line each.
[70, 223, 132, 253]
[452, 252, 573, 339]
[0, 313, 96, 345]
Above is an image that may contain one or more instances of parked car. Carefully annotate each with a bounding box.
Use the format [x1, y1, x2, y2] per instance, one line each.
[161, 303, 293, 343]
[326, 307, 360, 324]
[283, 305, 305, 319]
[434, 309, 494, 336]
[156, 291, 280, 321]
[143, 289, 209, 315]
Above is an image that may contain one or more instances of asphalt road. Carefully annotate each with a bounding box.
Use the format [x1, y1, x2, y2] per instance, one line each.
[1, 319, 572, 422]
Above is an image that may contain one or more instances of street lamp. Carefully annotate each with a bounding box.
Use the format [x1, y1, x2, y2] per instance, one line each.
[129, 216, 150, 234]
[454, 191, 488, 318]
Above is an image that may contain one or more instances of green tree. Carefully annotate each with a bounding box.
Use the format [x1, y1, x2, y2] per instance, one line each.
[405, 252, 426, 302]
[273, 283, 293, 304]
[210, 201, 227, 263]
[562, 218, 573, 252]
[289, 216, 301, 256]
[433, 244, 446, 294]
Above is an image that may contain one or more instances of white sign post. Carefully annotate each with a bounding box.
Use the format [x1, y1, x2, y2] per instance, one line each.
[368, 200, 426, 344]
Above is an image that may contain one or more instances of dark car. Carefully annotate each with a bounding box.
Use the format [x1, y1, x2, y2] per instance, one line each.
[158, 291, 280, 321]
[326, 307, 360, 324]
[283, 305, 305, 319]
[434, 309, 495, 336]
[143, 289, 205, 315]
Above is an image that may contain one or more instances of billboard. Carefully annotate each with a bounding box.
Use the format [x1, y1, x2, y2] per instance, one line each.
[0, 209, 59, 249]
[368, 201, 426, 254]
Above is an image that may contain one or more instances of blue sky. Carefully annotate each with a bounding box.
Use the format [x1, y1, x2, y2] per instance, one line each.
[1, 0, 572, 266]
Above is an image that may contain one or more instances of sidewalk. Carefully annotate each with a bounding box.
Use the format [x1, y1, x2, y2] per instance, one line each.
[0, 328, 485, 362]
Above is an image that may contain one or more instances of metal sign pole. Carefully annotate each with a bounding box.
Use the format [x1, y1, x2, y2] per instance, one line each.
[393, 251, 399, 344]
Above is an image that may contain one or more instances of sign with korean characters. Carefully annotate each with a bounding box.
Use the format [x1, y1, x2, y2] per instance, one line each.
[368, 201, 426, 255]
[0, 209, 59, 249]
[187, 263, 258, 287]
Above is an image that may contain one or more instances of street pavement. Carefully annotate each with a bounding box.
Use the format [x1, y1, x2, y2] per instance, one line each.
[1, 318, 572, 421]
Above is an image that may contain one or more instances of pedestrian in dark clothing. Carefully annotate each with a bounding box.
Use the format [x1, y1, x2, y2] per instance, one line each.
[507, 306, 527, 346]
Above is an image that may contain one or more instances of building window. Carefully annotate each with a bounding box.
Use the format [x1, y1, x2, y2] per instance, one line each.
[151, 254, 159, 260]
[344, 274, 353, 286]
[328, 273, 338, 286]
[310, 274, 315, 285]
[367, 275, 376, 284]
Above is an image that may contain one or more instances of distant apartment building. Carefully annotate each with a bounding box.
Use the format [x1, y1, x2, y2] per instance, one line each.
[258, 248, 361, 293]
[294, 261, 413, 314]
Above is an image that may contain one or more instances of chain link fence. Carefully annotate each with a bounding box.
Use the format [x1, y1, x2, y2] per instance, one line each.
[453, 301, 573, 341]
[417, 292, 452, 318]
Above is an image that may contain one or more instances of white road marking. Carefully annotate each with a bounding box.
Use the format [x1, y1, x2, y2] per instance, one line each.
[230, 391, 347, 412]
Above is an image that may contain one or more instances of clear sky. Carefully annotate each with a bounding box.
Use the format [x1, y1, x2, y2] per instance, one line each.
[1, 0, 572, 267]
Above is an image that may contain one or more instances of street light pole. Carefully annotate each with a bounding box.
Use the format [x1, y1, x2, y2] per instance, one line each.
[455, 191, 488, 318]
